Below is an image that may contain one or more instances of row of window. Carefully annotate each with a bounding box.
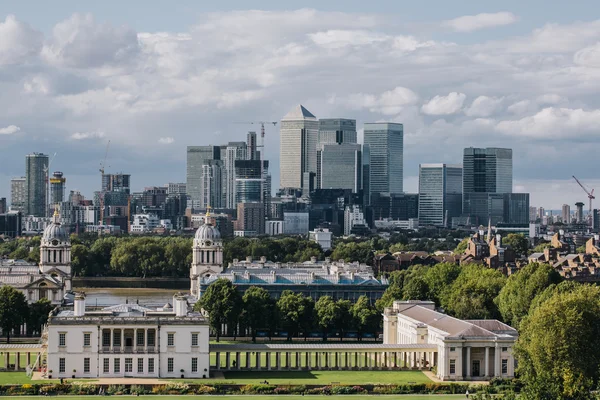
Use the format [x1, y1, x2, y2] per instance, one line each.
[58, 357, 201, 374]
[449, 359, 509, 375]
[449, 346, 508, 352]
[60, 332, 201, 348]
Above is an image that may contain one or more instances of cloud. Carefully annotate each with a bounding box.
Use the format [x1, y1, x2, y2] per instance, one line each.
[0, 125, 21, 135]
[0, 15, 42, 65]
[464, 96, 504, 117]
[70, 131, 105, 140]
[443, 12, 518, 33]
[338, 86, 419, 115]
[507, 100, 533, 115]
[536, 94, 566, 105]
[158, 137, 174, 144]
[309, 30, 434, 52]
[42, 13, 140, 68]
[574, 42, 600, 67]
[421, 92, 466, 115]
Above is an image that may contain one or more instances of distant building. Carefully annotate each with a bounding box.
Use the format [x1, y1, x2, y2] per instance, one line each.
[246, 131, 258, 160]
[463, 147, 512, 194]
[316, 118, 357, 189]
[26, 153, 49, 217]
[309, 228, 332, 251]
[371, 193, 419, 222]
[236, 202, 265, 235]
[284, 212, 309, 235]
[186, 146, 220, 208]
[102, 173, 131, 194]
[167, 182, 186, 195]
[279, 105, 318, 190]
[364, 123, 403, 199]
[344, 205, 368, 236]
[224, 141, 248, 209]
[418, 164, 462, 227]
[529, 206, 537, 223]
[0, 211, 22, 238]
[49, 172, 66, 214]
[463, 193, 530, 225]
[130, 214, 161, 234]
[319, 143, 363, 193]
[266, 220, 284, 236]
[0, 198, 6, 214]
[562, 204, 571, 224]
[10, 177, 26, 213]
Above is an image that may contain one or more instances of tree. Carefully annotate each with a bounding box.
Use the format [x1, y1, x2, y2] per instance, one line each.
[334, 299, 352, 341]
[28, 298, 53, 336]
[402, 275, 429, 300]
[441, 264, 506, 320]
[277, 291, 311, 341]
[495, 262, 562, 328]
[516, 285, 600, 399]
[242, 286, 271, 343]
[315, 296, 337, 341]
[453, 237, 470, 254]
[194, 279, 241, 342]
[576, 245, 586, 254]
[423, 262, 461, 306]
[502, 233, 529, 256]
[351, 296, 380, 341]
[71, 244, 90, 276]
[0, 286, 29, 343]
[531, 242, 551, 253]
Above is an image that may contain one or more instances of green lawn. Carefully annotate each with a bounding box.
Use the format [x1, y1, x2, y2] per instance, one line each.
[0, 372, 51, 385]
[14, 396, 466, 400]
[187, 370, 431, 385]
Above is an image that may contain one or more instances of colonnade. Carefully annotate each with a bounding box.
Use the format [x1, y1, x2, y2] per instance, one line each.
[0, 345, 44, 371]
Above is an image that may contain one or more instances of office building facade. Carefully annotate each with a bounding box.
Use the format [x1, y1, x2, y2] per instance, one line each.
[186, 146, 220, 208]
[224, 142, 248, 209]
[26, 153, 49, 217]
[319, 144, 362, 192]
[279, 105, 318, 190]
[364, 123, 403, 199]
[418, 164, 463, 227]
[10, 177, 26, 213]
[463, 148, 513, 194]
[50, 172, 66, 215]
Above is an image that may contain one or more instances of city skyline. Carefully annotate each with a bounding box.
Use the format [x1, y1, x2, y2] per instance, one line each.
[1, 3, 600, 209]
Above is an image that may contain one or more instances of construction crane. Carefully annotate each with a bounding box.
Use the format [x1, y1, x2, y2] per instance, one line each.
[99, 140, 111, 225]
[43, 152, 57, 217]
[573, 175, 595, 225]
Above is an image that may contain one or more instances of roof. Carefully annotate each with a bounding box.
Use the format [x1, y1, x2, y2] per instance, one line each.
[282, 105, 316, 120]
[201, 269, 386, 286]
[210, 343, 436, 351]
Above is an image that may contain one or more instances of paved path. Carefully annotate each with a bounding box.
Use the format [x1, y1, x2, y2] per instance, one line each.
[422, 370, 489, 385]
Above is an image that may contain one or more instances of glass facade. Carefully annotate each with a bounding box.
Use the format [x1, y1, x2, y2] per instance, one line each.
[317, 118, 357, 189]
[25, 153, 49, 217]
[319, 143, 362, 192]
[463, 147, 513, 194]
[418, 164, 462, 227]
[279, 105, 318, 190]
[363, 123, 403, 198]
[186, 146, 220, 207]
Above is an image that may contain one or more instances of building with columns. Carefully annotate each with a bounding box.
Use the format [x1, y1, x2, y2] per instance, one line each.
[190, 214, 224, 297]
[0, 209, 72, 304]
[46, 292, 209, 379]
[383, 300, 517, 381]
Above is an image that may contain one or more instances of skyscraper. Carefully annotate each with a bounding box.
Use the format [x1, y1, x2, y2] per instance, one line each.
[200, 160, 224, 209]
[418, 164, 463, 227]
[319, 143, 362, 192]
[50, 171, 66, 214]
[279, 105, 318, 190]
[187, 146, 220, 208]
[0, 198, 6, 214]
[223, 142, 247, 209]
[562, 204, 571, 224]
[463, 147, 513, 194]
[363, 123, 403, 199]
[247, 132, 258, 161]
[10, 177, 26, 213]
[25, 153, 49, 217]
[101, 173, 131, 194]
[316, 118, 357, 189]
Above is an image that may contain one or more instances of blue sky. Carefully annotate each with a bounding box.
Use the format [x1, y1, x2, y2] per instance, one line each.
[1, 1, 600, 208]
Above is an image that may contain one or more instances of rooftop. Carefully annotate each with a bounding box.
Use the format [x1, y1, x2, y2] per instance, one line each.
[282, 104, 316, 121]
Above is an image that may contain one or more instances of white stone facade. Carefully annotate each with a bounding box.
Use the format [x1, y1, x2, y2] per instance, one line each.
[383, 300, 517, 381]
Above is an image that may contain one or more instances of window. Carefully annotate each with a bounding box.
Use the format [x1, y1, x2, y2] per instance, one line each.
[137, 358, 143, 374]
[59, 358, 66, 373]
[113, 330, 121, 347]
[137, 330, 144, 346]
[102, 331, 110, 347]
[449, 347, 455, 352]
[168, 358, 174, 373]
[125, 358, 133, 373]
[84, 358, 90, 373]
[148, 358, 155, 373]
[103, 358, 109, 373]
[147, 330, 156, 346]
[502, 359, 508, 374]
[167, 333, 175, 346]
[449, 359, 456, 374]
[114, 358, 120, 373]
[502, 347, 508, 352]
[191, 358, 198, 373]
[83, 333, 91, 347]
[59, 333, 66, 347]
[191, 333, 198, 347]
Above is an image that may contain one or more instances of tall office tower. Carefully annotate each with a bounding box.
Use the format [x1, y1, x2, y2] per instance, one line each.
[10, 177, 26, 212]
[363, 123, 404, 200]
[316, 118, 357, 189]
[529, 206, 537, 222]
[562, 204, 571, 224]
[279, 105, 318, 190]
[167, 183, 186, 195]
[187, 145, 220, 208]
[224, 142, 248, 209]
[49, 171, 66, 213]
[236, 202, 265, 235]
[101, 173, 131, 194]
[362, 145, 370, 206]
[235, 160, 269, 203]
[247, 132, 258, 160]
[538, 207, 545, 220]
[0, 198, 6, 214]
[418, 164, 463, 227]
[319, 143, 362, 192]
[463, 147, 513, 194]
[575, 202, 585, 223]
[25, 152, 49, 217]
[200, 160, 224, 209]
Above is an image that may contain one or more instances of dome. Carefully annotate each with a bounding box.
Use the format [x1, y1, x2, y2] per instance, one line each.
[195, 223, 221, 241]
[42, 221, 69, 243]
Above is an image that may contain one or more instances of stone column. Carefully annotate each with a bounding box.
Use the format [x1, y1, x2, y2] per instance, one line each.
[466, 347, 471, 378]
[256, 352, 261, 369]
[276, 352, 281, 370]
[121, 329, 124, 352]
[133, 329, 137, 352]
[245, 352, 251, 369]
[484, 347, 490, 378]
[15, 352, 20, 371]
[305, 352, 310, 370]
[236, 352, 241, 370]
[225, 352, 230, 370]
[494, 344, 501, 377]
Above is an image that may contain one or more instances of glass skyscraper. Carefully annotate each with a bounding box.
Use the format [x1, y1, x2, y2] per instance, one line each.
[463, 147, 513, 194]
[418, 164, 463, 227]
[25, 153, 49, 217]
[186, 146, 220, 208]
[319, 143, 362, 192]
[316, 119, 357, 190]
[279, 105, 318, 190]
[363, 123, 403, 200]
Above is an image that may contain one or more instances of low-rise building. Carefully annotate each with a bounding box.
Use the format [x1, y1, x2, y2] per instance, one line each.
[309, 228, 332, 251]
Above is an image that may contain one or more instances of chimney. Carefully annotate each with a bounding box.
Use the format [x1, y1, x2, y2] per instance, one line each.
[74, 292, 86, 317]
[310, 256, 317, 263]
[173, 293, 187, 317]
[260, 256, 267, 263]
[246, 256, 252, 263]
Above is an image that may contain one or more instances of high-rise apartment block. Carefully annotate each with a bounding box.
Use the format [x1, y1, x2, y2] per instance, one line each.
[101, 173, 131, 194]
[186, 146, 220, 208]
[200, 160, 224, 209]
[10, 177, 26, 213]
[364, 123, 404, 200]
[167, 183, 186, 195]
[224, 142, 248, 209]
[279, 105, 318, 190]
[418, 164, 463, 227]
[25, 153, 49, 217]
[247, 132, 258, 160]
[50, 171, 66, 214]
[562, 204, 571, 224]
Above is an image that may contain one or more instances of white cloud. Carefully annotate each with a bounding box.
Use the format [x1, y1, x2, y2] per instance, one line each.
[574, 42, 600, 67]
[0, 15, 42, 65]
[309, 30, 434, 52]
[464, 96, 504, 117]
[70, 131, 105, 140]
[536, 94, 566, 105]
[0, 125, 21, 135]
[496, 107, 600, 138]
[507, 100, 533, 115]
[158, 137, 174, 144]
[340, 86, 419, 115]
[421, 92, 466, 115]
[443, 12, 517, 33]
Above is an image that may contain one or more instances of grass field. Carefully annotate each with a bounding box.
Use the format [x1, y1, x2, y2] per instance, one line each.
[13, 396, 467, 400]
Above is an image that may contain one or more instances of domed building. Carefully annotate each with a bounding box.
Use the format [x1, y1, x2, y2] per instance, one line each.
[0, 209, 72, 304]
[190, 212, 223, 296]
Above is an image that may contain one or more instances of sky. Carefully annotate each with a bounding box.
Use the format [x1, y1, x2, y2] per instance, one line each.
[1, 1, 600, 209]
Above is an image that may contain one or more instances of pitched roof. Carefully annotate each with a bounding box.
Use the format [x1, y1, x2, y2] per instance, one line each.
[282, 105, 316, 120]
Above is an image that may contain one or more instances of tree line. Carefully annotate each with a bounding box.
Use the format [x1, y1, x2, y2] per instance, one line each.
[0, 286, 54, 342]
[195, 281, 380, 343]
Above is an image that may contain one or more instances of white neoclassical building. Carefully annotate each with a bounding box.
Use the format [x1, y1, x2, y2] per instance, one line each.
[383, 300, 517, 381]
[46, 292, 210, 379]
[190, 215, 224, 297]
[0, 210, 72, 304]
